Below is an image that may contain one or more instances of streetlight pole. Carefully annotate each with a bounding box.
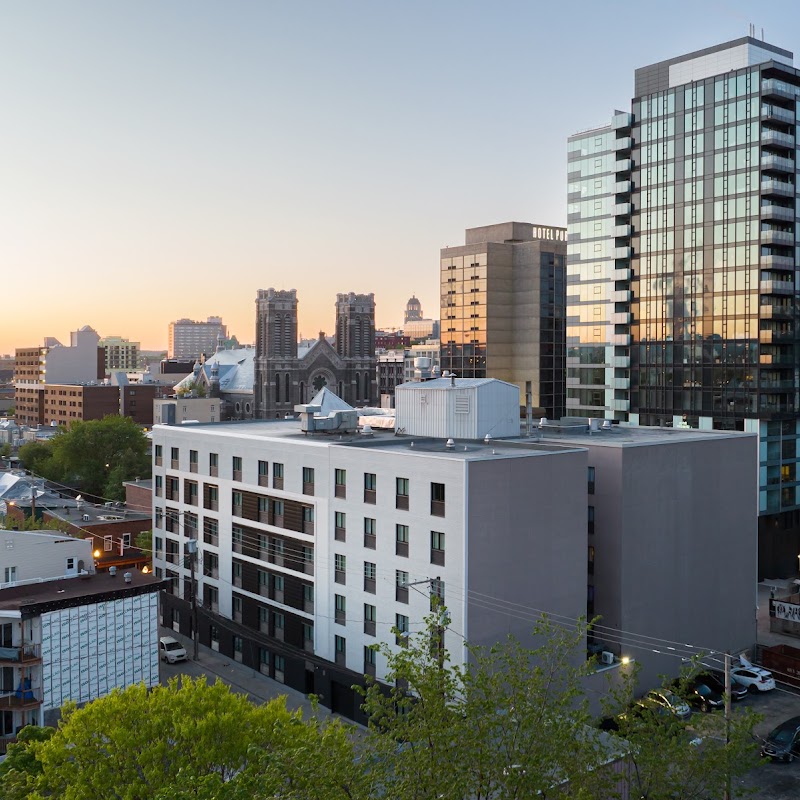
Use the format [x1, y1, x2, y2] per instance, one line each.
[723, 651, 732, 800]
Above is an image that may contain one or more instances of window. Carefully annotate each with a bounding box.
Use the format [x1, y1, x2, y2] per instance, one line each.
[588, 506, 595, 535]
[364, 645, 376, 675]
[185, 481, 198, 506]
[430, 578, 445, 609]
[155, 507, 164, 529]
[104, 535, 113, 552]
[154, 536, 163, 560]
[303, 467, 315, 495]
[335, 594, 346, 624]
[396, 570, 409, 603]
[303, 583, 314, 611]
[334, 635, 346, 665]
[204, 484, 219, 511]
[171, 447, 179, 468]
[274, 654, 285, 681]
[303, 623, 314, 649]
[364, 561, 376, 593]
[335, 553, 346, 584]
[232, 456, 242, 481]
[273, 462, 284, 489]
[395, 524, 409, 557]
[122, 533, 131, 549]
[335, 468, 346, 498]
[364, 472, 376, 504]
[364, 517, 376, 549]
[232, 560, 242, 587]
[155, 444, 163, 466]
[396, 477, 409, 510]
[431, 482, 445, 517]
[233, 636, 243, 661]
[431, 530, 445, 566]
[588, 466, 595, 495]
[396, 613, 409, 646]
[588, 545, 595, 575]
[258, 569, 268, 596]
[3, 566, 16, 584]
[335, 511, 346, 541]
[203, 518, 218, 546]
[209, 452, 219, 476]
[364, 603, 376, 636]
[258, 459, 269, 486]
[155, 475, 163, 497]
[232, 526, 244, 554]
[189, 450, 198, 472]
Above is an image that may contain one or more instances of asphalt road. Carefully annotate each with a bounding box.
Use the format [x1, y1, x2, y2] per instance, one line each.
[735, 684, 800, 800]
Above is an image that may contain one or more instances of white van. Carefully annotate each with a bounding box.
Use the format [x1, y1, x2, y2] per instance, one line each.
[159, 636, 188, 664]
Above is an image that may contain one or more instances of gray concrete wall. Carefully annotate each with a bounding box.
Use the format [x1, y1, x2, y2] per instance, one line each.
[591, 433, 758, 689]
[465, 448, 588, 650]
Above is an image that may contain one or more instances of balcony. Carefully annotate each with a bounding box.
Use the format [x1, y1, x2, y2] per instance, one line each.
[614, 180, 631, 194]
[761, 303, 793, 319]
[614, 224, 632, 238]
[614, 202, 631, 217]
[761, 230, 795, 246]
[762, 104, 796, 124]
[611, 355, 630, 369]
[0, 736, 18, 756]
[611, 312, 631, 325]
[0, 688, 42, 709]
[761, 153, 795, 173]
[611, 398, 630, 412]
[761, 204, 795, 222]
[614, 246, 632, 260]
[760, 353, 796, 365]
[612, 111, 632, 130]
[613, 136, 632, 152]
[762, 78, 800, 100]
[760, 279, 795, 294]
[761, 254, 795, 269]
[0, 644, 41, 665]
[613, 289, 632, 303]
[762, 129, 796, 150]
[610, 333, 631, 345]
[615, 158, 632, 173]
[760, 379, 796, 391]
[761, 179, 794, 197]
[613, 267, 632, 281]
[759, 329, 795, 344]
[612, 377, 630, 390]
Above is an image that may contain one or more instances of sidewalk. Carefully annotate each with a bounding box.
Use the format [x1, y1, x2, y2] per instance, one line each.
[159, 627, 325, 720]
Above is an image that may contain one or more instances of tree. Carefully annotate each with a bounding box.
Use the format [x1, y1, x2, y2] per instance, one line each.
[48, 415, 150, 499]
[0, 443, 11, 458]
[599, 662, 761, 800]
[359, 612, 614, 800]
[17, 441, 59, 481]
[3, 677, 370, 800]
[0, 725, 55, 800]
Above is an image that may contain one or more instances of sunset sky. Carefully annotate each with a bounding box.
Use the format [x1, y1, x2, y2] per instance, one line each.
[2, 0, 797, 354]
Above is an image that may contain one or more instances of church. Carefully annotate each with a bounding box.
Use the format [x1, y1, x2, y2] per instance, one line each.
[254, 289, 378, 419]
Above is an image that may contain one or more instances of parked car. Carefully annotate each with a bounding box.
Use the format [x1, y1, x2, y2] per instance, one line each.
[700, 670, 749, 701]
[641, 690, 692, 721]
[730, 666, 776, 692]
[681, 678, 724, 713]
[761, 716, 800, 762]
[159, 636, 188, 664]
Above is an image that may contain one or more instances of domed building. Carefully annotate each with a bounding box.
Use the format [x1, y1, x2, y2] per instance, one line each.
[404, 295, 423, 324]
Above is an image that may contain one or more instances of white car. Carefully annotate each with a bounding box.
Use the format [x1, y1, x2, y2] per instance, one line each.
[730, 666, 775, 692]
[159, 636, 188, 664]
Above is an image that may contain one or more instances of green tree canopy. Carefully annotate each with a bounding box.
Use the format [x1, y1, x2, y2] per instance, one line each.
[3, 677, 370, 800]
[47, 415, 150, 500]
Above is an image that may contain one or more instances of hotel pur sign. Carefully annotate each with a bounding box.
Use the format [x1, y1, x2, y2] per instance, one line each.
[533, 226, 567, 242]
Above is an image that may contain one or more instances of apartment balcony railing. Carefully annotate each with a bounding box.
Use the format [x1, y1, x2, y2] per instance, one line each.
[761, 254, 795, 268]
[0, 688, 42, 709]
[762, 78, 800, 100]
[611, 355, 630, 369]
[761, 179, 794, 197]
[614, 180, 631, 194]
[615, 158, 631, 173]
[611, 312, 631, 325]
[761, 230, 794, 246]
[614, 202, 631, 216]
[762, 104, 796, 124]
[759, 279, 794, 295]
[761, 129, 795, 149]
[761, 204, 795, 221]
[761, 304, 793, 319]
[761, 153, 795, 173]
[0, 644, 41, 665]
[613, 224, 632, 238]
[759, 329, 795, 344]
[613, 136, 632, 152]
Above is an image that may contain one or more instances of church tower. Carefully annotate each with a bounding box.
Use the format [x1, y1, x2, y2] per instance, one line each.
[335, 293, 377, 405]
[255, 288, 299, 418]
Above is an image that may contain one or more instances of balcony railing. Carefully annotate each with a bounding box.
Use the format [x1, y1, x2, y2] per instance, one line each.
[762, 129, 796, 149]
[0, 644, 41, 664]
[0, 688, 42, 709]
[0, 736, 17, 755]
[762, 104, 796, 124]
[761, 204, 795, 221]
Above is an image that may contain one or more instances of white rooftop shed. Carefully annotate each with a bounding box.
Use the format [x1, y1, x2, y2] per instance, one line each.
[395, 378, 520, 440]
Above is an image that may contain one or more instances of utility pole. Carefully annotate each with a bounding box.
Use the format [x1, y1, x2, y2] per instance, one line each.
[723, 651, 732, 800]
[186, 538, 199, 660]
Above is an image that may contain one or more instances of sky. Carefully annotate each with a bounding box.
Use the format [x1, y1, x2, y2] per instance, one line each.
[2, 0, 799, 354]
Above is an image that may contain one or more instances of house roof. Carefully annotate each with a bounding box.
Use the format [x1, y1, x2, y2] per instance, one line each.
[173, 347, 255, 395]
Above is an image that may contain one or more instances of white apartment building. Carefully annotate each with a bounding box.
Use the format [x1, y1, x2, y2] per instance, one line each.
[0, 532, 162, 751]
[151, 380, 588, 721]
[168, 317, 227, 360]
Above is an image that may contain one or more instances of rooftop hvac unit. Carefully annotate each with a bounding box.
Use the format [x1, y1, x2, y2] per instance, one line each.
[601, 651, 615, 666]
[82, 514, 90, 521]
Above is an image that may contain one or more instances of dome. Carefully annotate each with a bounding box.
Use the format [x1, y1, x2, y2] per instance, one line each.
[404, 295, 423, 323]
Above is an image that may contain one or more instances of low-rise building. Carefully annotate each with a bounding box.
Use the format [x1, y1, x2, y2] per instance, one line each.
[0, 531, 162, 751]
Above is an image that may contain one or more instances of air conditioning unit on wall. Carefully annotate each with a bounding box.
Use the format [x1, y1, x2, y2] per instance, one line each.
[601, 651, 615, 666]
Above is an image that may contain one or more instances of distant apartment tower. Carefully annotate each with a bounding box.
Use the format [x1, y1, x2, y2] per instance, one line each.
[568, 36, 800, 577]
[168, 317, 227, 360]
[440, 222, 567, 417]
[14, 327, 105, 426]
[100, 335, 140, 372]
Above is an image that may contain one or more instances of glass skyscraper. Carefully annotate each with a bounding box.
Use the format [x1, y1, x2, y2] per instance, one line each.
[568, 37, 800, 577]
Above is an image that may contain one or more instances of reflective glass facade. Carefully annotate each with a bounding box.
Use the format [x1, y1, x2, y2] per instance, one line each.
[569, 38, 800, 574]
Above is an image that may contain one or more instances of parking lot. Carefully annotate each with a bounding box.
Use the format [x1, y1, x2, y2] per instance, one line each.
[734, 682, 800, 800]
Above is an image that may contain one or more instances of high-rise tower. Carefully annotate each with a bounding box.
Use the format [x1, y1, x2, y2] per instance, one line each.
[568, 36, 800, 576]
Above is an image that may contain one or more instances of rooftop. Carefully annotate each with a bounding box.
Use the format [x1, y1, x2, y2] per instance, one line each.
[0, 568, 162, 614]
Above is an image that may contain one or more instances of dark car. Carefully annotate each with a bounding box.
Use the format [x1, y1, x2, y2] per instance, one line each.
[761, 716, 800, 762]
[701, 670, 749, 701]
